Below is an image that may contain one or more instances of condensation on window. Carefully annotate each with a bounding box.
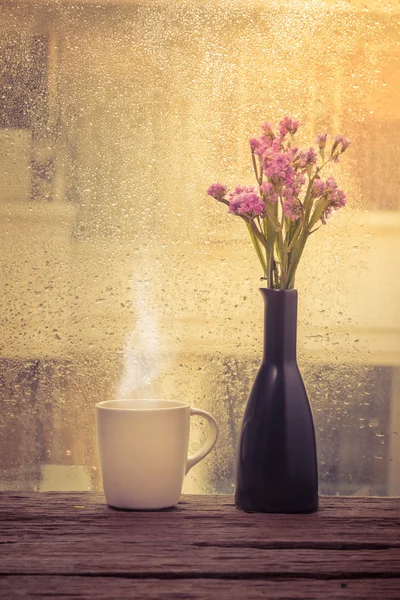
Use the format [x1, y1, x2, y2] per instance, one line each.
[0, 0, 399, 495]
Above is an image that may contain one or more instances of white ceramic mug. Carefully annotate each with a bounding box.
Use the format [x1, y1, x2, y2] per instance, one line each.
[96, 399, 219, 510]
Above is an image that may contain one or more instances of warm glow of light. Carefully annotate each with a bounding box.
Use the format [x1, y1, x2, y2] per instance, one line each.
[0, 0, 399, 495]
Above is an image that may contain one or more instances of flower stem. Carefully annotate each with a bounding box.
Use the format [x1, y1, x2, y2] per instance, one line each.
[251, 151, 262, 186]
[286, 230, 309, 289]
[246, 222, 267, 279]
[265, 205, 278, 288]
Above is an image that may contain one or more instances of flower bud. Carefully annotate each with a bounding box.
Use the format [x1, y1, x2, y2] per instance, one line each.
[315, 133, 327, 150]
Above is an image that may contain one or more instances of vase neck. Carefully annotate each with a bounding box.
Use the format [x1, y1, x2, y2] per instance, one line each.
[261, 288, 298, 363]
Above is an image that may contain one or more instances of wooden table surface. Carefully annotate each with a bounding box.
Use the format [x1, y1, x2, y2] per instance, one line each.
[0, 493, 400, 599]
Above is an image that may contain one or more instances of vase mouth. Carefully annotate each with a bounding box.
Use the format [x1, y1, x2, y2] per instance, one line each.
[259, 287, 298, 295]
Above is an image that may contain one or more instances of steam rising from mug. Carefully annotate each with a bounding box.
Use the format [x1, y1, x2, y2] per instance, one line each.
[118, 281, 175, 398]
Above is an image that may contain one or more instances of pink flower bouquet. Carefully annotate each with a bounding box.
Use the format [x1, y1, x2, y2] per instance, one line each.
[207, 117, 350, 289]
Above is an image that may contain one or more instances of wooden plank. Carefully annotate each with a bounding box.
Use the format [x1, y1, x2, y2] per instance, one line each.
[1, 541, 400, 577]
[1, 576, 400, 600]
[2, 492, 399, 521]
[0, 492, 400, 600]
[1, 494, 399, 548]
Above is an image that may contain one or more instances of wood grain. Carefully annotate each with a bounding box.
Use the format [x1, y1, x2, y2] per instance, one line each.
[1, 577, 400, 600]
[0, 493, 399, 599]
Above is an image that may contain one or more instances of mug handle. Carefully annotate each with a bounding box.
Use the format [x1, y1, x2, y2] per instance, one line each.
[185, 408, 219, 474]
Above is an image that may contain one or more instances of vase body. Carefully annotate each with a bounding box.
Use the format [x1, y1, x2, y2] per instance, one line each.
[235, 288, 319, 513]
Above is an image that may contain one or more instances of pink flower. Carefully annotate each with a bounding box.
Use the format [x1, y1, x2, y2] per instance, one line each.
[206, 117, 350, 290]
[249, 122, 277, 156]
[325, 175, 339, 192]
[295, 147, 317, 169]
[311, 179, 327, 199]
[340, 137, 350, 152]
[278, 116, 301, 138]
[260, 121, 275, 140]
[315, 133, 327, 150]
[282, 187, 295, 200]
[207, 183, 228, 201]
[229, 191, 264, 218]
[260, 182, 278, 204]
[331, 135, 351, 158]
[262, 149, 294, 182]
[320, 176, 347, 224]
[262, 146, 308, 196]
[283, 197, 303, 221]
[231, 185, 257, 195]
[294, 151, 307, 169]
[306, 147, 318, 164]
[249, 136, 272, 156]
[294, 172, 306, 191]
[283, 172, 306, 198]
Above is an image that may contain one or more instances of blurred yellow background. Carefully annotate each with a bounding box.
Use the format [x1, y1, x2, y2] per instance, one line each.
[0, 0, 399, 496]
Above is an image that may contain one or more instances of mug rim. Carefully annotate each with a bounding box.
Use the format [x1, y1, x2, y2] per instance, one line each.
[96, 399, 190, 412]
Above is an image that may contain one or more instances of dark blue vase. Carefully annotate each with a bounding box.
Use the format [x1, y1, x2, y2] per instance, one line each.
[235, 288, 319, 513]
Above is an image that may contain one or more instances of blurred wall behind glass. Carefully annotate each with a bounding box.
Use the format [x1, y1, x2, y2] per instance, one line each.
[0, 0, 399, 495]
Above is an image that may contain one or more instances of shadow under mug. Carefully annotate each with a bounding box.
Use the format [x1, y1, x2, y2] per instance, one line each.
[96, 399, 219, 510]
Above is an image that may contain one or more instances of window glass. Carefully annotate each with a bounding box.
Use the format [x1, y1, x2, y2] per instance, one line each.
[0, 0, 399, 495]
